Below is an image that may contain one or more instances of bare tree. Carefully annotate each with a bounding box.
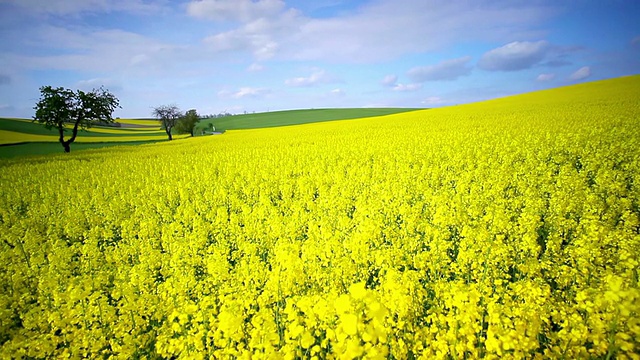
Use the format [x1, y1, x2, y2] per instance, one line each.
[152, 104, 181, 140]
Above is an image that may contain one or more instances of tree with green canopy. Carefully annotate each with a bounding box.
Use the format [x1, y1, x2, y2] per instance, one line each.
[175, 109, 200, 137]
[33, 86, 120, 153]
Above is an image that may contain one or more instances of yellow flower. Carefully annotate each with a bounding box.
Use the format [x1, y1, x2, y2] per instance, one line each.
[2, 75, 639, 359]
[349, 282, 367, 300]
[335, 295, 352, 314]
[341, 314, 359, 336]
[300, 331, 315, 349]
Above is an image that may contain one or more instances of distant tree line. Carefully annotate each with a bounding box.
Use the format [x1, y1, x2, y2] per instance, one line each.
[200, 112, 233, 119]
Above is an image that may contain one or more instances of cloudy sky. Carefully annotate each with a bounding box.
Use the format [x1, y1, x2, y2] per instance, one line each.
[0, 0, 638, 118]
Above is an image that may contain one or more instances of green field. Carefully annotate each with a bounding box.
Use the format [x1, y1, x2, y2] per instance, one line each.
[0, 118, 184, 158]
[0, 141, 167, 159]
[196, 108, 422, 132]
[0, 118, 162, 137]
[0, 109, 421, 158]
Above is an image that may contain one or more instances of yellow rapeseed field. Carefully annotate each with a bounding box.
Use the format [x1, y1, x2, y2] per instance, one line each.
[0, 76, 639, 359]
[79, 128, 165, 135]
[0, 130, 55, 145]
[116, 119, 163, 129]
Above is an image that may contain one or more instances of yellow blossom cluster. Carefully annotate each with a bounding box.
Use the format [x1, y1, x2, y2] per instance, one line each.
[0, 76, 639, 358]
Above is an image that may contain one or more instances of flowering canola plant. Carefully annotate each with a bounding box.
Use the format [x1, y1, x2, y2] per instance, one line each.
[1, 76, 639, 358]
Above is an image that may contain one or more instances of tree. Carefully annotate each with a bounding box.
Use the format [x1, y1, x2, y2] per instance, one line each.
[33, 86, 120, 153]
[153, 104, 181, 140]
[175, 109, 200, 137]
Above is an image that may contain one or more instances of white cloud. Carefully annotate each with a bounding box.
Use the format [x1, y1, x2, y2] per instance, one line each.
[7, 26, 182, 74]
[536, 73, 555, 81]
[285, 69, 335, 87]
[541, 59, 571, 68]
[478, 40, 549, 71]
[218, 87, 270, 99]
[76, 78, 122, 92]
[381, 75, 397, 87]
[407, 56, 472, 82]
[2, 0, 164, 15]
[392, 83, 422, 92]
[285, 0, 554, 63]
[540, 44, 582, 68]
[203, 29, 278, 60]
[329, 88, 346, 96]
[569, 66, 591, 81]
[422, 96, 445, 105]
[187, 0, 285, 22]
[247, 63, 265, 72]
[202, 9, 301, 60]
[195, 0, 555, 63]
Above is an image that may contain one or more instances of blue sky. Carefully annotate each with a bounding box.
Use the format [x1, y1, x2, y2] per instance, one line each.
[0, 0, 638, 118]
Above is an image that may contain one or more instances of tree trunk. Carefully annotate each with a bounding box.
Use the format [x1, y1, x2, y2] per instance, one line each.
[58, 125, 71, 153]
[69, 119, 81, 144]
[166, 127, 173, 141]
[59, 119, 81, 153]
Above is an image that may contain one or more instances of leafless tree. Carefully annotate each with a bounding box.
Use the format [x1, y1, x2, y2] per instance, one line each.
[152, 104, 181, 140]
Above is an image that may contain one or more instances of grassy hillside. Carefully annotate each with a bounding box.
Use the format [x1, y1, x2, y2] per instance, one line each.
[0, 118, 163, 137]
[197, 108, 422, 132]
[0, 118, 187, 157]
[0, 141, 167, 158]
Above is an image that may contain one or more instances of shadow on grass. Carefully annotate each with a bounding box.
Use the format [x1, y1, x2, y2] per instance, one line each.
[0, 140, 167, 159]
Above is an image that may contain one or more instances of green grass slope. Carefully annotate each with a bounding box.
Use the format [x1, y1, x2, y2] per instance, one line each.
[0, 118, 179, 158]
[0, 118, 165, 136]
[0, 141, 166, 159]
[196, 108, 422, 132]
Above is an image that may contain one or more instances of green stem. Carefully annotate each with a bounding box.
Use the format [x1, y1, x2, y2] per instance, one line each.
[17, 240, 31, 269]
